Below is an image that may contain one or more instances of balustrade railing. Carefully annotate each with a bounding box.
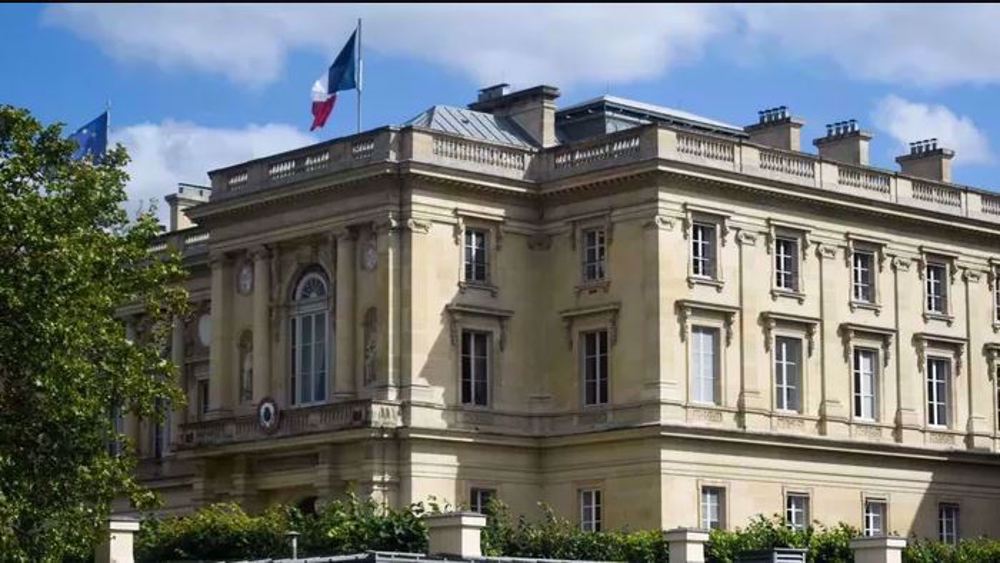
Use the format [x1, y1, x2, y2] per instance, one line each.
[552, 135, 641, 170]
[759, 150, 815, 178]
[676, 133, 735, 163]
[432, 136, 529, 170]
[837, 166, 891, 195]
[913, 181, 961, 208]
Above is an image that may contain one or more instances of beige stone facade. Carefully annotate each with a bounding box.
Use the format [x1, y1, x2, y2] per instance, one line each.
[122, 85, 1000, 540]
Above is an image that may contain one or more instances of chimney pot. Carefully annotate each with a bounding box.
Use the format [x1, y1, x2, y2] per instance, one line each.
[746, 105, 805, 151]
[896, 139, 954, 183]
[814, 119, 872, 165]
[468, 84, 560, 147]
[477, 83, 511, 102]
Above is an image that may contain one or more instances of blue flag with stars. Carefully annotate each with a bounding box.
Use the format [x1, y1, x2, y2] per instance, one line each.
[69, 111, 108, 162]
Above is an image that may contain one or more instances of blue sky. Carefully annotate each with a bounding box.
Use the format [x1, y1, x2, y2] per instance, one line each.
[4, 4, 1000, 222]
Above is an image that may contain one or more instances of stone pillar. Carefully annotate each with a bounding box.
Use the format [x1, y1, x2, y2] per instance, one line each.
[252, 247, 271, 404]
[169, 315, 185, 450]
[850, 536, 906, 563]
[335, 229, 356, 399]
[208, 256, 230, 416]
[95, 517, 140, 563]
[665, 528, 709, 563]
[424, 513, 487, 558]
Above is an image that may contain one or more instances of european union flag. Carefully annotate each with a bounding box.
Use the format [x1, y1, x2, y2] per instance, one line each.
[69, 111, 108, 162]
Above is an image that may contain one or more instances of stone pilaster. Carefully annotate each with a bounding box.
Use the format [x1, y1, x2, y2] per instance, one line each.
[335, 229, 357, 399]
[252, 247, 271, 404]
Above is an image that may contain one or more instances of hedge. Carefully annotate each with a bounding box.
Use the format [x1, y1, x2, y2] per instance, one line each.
[134, 497, 1000, 563]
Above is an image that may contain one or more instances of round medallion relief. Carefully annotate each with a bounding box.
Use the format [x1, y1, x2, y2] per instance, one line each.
[237, 262, 254, 295]
[197, 314, 212, 347]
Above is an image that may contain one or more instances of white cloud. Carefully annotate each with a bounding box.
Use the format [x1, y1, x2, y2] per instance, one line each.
[872, 95, 992, 165]
[42, 4, 1000, 89]
[42, 4, 729, 87]
[111, 121, 315, 222]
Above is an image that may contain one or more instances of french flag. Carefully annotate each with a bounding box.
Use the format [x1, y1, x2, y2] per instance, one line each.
[311, 29, 359, 131]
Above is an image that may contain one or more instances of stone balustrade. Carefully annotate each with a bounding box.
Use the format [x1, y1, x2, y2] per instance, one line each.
[203, 122, 1000, 227]
[177, 399, 401, 449]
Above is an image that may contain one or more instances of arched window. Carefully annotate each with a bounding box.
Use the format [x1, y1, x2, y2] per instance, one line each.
[291, 269, 331, 405]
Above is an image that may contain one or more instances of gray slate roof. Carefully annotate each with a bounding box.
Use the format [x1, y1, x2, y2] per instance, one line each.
[403, 106, 534, 148]
[558, 95, 744, 134]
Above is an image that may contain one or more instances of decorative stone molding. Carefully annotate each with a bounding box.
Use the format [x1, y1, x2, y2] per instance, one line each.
[735, 230, 758, 246]
[569, 209, 614, 250]
[444, 304, 514, 351]
[457, 281, 499, 297]
[526, 233, 552, 250]
[961, 268, 984, 283]
[815, 243, 838, 260]
[406, 218, 432, 234]
[983, 343, 1000, 381]
[682, 203, 731, 246]
[890, 256, 912, 272]
[765, 219, 811, 261]
[761, 312, 820, 355]
[687, 276, 725, 293]
[676, 299, 738, 346]
[913, 332, 966, 375]
[363, 307, 378, 385]
[559, 302, 620, 349]
[644, 215, 676, 231]
[839, 323, 895, 367]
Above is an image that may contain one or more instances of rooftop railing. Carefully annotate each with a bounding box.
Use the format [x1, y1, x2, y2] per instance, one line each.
[205, 123, 1000, 227]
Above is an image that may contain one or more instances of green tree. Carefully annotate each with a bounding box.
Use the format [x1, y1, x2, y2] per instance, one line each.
[0, 105, 187, 561]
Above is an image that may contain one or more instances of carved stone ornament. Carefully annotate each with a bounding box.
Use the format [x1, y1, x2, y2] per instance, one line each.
[361, 236, 378, 271]
[363, 307, 378, 385]
[257, 397, 280, 434]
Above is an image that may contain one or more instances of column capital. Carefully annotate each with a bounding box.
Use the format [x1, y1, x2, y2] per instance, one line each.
[333, 225, 359, 241]
[250, 245, 272, 262]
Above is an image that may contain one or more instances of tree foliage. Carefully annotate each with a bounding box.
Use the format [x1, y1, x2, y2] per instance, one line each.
[0, 105, 187, 561]
[706, 514, 856, 563]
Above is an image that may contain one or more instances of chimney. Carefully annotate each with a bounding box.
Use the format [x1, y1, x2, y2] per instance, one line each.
[745, 106, 805, 151]
[813, 120, 873, 165]
[896, 138, 954, 183]
[164, 183, 211, 231]
[468, 84, 561, 147]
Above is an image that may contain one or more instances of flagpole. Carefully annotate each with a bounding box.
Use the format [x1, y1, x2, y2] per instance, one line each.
[356, 18, 362, 134]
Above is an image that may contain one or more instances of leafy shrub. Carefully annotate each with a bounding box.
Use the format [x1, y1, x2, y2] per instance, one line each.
[706, 514, 856, 563]
[904, 536, 1000, 563]
[481, 500, 669, 562]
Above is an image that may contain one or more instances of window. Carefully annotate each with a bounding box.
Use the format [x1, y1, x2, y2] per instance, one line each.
[701, 487, 726, 530]
[152, 398, 169, 459]
[995, 270, 1000, 323]
[853, 251, 875, 303]
[926, 263, 948, 314]
[775, 337, 802, 412]
[461, 331, 490, 406]
[864, 499, 887, 537]
[691, 327, 719, 404]
[927, 358, 950, 427]
[470, 487, 496, 514]
[775, 237, 799, 291]
[464, 229, 489, 283]
[582, 330, 609, 406]
[291, 271, 330, 405]
[853, 348, 878, 420]
[197, 379, 209, 416]
[580, 489, 602, 532]
[692, 223, 717, 278]
[582, 228, 607, 282]
[786, 494, 809, 531]
[939, 503, 959, 544]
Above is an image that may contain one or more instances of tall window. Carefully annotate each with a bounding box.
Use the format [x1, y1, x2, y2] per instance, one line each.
[926, 263, 948, 313]
[786, 494, 809, 531]
[580, 489, 602, 532]
[994, 270, 1000, 323]
[197, 379, 209, 416]
[691, 326, 719, 404]
[701, 487, 725, 530]
[582, 228, 607, 282]
[461, 331, 489, 406]
[582, 330, 609, 406]
[927, 358, 950, 427]
[853, 348, 878, 420]
[692, 223, 717, 278]
[853, 251, 875, 303]
[864, 499, 887, 536]
[291, 271, 330, 405]
[152, 398, 169, 459]
[939, 503, 959, 544]
[775, 337, 802, 412]
[464, 229, 489, 283]
[775, 237, 799, 291]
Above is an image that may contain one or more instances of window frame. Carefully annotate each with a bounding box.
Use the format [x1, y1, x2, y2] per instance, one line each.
[579, 488, 603, 532]
[700, 486, 726, 530]
[581, 227, 608, 284]
[469, 487, 497, 514]
[926, 356, 952, 428]
[463, 228, 490, 284]
[460, 329, 491, 407]
[774, 336, 803, 413]
[774, 236, 801, 293]
[852, 347, 879, 421]
[690, 325, 720, 405]
[691, 222, 718, 280]
[925, 261, 949, 315]
[785, 493, 810, 531]
[938, 503, 960, 544]
[863, 498, 888, 537]
[852, 249, 876, 304]
[581, 329, 610, 407]
[289, 270, 332, 407]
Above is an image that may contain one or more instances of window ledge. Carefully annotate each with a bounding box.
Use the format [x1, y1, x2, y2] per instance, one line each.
[458, 280, 498, 297]
[849, 300, 881, 315]
[922, 311, 954, 326]
[771, 288, 806, 304]
[687, 275, 724, 292]
[576, 279, 610, 295]
[992, 322, 1000, 334]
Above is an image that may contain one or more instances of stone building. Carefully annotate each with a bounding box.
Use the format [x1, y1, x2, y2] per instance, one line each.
[122, 84, 1000, 542]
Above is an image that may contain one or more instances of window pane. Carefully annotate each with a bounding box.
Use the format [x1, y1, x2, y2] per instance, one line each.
[854, 348, 877, 420]
[692, 327, 718, 404]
